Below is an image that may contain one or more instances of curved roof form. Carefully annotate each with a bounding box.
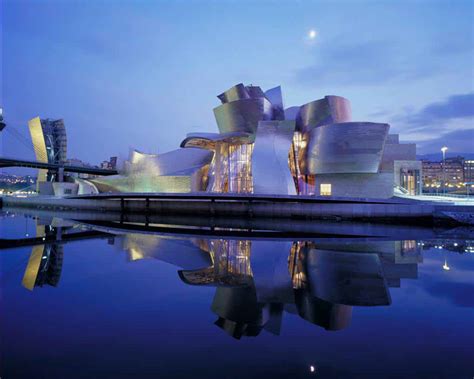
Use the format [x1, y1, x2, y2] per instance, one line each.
[294, 290, 352, 331]
[119, 234, 212, 269]
[92, 148, 214, 193]
[217, 83, 251, 104]
[306, 249, 390, 306]
[299, 122, 389, 175]
[213, 97, 273, 135]
[284, 106, 300, 121]
[264, 86, 285, 120]
[180, 131, 252, 149]
[296, 96, 352, 133]
[126, 147, 213, 176]
[128, 149, 158, 165]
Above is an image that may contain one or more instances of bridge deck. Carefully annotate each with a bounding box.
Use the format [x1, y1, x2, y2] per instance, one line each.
[0, 157, 117, 176]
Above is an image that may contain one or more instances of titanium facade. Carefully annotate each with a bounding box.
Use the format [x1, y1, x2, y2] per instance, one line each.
[47, 83, 419, 198]
[299, 122, 389, 175]
[252, 120, 297, 195]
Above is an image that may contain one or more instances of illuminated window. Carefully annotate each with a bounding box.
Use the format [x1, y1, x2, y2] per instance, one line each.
[320, 183, 332, 196]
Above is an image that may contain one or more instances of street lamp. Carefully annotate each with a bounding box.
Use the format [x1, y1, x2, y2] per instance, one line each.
[441, 146, 448, 195]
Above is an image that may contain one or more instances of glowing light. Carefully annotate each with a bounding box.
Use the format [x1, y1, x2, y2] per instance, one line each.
[308, 29, 317, 39]
[441, 146, 448, 153]
[310, 365, 315, 373]
[442, 259, 450, 271]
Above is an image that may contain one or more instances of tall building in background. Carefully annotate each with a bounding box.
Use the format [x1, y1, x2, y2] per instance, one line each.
[28, 117, 67, 183]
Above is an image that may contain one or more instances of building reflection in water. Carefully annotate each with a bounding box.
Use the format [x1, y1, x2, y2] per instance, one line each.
[22, 224, 64, 290]
[14, 221, 473, 339]
[116, 235, 427, 339]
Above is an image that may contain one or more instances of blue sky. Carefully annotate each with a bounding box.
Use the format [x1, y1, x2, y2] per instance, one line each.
[1, 0, 473, 166]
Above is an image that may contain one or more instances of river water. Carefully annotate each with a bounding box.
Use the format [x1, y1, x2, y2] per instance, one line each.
[1, 210, 473, 378]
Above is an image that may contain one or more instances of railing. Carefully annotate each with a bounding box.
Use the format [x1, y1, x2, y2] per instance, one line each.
[421, 192, 472, 199]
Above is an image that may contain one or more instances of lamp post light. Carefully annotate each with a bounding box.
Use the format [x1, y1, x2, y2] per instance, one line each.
[441, 146, 448, 195]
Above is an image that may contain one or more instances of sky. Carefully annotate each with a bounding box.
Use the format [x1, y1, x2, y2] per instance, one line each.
[1, 0, 473, 168]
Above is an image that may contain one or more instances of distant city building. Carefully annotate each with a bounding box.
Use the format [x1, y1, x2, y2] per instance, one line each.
[463, 159, 474, 184]
[100, 156, 118, 170]
[422, 156, 468, 193]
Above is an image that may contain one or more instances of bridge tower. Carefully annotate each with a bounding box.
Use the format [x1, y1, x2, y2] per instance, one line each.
[0, 108, 6, 132]
[28, 117, 67, 188]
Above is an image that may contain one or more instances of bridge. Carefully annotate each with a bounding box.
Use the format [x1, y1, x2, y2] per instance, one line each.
[0, 157, 118, 176]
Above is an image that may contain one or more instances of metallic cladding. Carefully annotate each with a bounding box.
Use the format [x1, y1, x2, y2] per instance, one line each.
[296, 96, 351, 133]
[252, 120, 297, 195]
[180, 131, 252, 150]
[213, 97, 273, 135]
[264, 86, 285, 121]
[299, 122, 390, 175]
[91, 175, 193, 193]
[125, 148, 213, 176]
[217, 83, 250, 104]
[91, 148, 213, 193]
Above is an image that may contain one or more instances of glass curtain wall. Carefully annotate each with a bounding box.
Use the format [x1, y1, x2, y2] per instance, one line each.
[207, 142, 254, 193]
[289, 133, 316, 195]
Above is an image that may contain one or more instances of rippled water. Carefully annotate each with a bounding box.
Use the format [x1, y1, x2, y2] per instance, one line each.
[1, 210, 473, 379]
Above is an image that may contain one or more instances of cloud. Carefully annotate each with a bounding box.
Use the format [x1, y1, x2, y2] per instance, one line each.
[294, 39, 445, 87]
[416, 129, 474, 154]
[388, 92, 474, 153]
[296, 40, 403, 86]
[394, 92, 474, 131]
[294, 36, 473, 87]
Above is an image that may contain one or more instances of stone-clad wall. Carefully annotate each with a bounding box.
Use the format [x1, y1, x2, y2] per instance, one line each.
[314, 173, 394, 198]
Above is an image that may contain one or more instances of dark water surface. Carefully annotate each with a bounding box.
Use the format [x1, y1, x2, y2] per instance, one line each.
[1, 210, 473, 379]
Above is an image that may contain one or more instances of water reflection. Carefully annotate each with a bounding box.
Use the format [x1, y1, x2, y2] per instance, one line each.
[4, 212, 472, 340]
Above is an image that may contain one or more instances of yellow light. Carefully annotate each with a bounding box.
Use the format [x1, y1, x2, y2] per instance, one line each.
[442, 260, 450, 271]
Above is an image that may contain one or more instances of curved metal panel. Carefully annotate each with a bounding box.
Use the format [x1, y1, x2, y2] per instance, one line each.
[296, 96, 351, 133]
[213, 97, 273, 135]
[294, 290, 352, 331]
[250, 240, 294, 303]
[91, 148, 213, 193]
[180, 131, 252, 149]
[118, 234, 212, 269]
[252, 120, 296, 195]
[217, 83, 250, 104]
[300, 122, 389, 174]
[126, 148, 213, 176]
[306, 249, 391, 306]
[264, 86, 285, 120]
[284, 106, 300, 121]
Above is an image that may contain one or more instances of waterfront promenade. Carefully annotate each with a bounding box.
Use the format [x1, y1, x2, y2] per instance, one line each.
[2, 192, 473, 225]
